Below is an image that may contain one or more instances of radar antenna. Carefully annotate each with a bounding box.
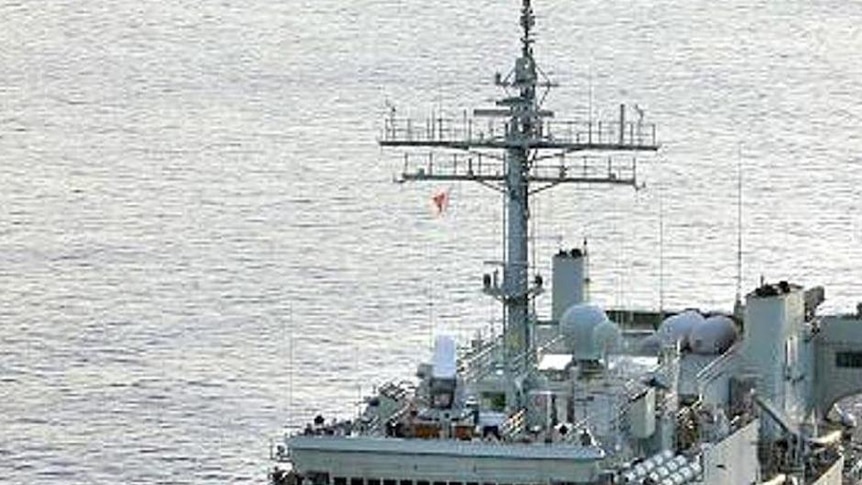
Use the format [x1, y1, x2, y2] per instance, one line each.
[380, 0, 659, 410]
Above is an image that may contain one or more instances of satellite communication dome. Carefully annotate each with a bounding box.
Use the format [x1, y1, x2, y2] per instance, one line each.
[689, 315, 738, 355]
[657, 310, 705, 347]
[560, 304, 607, 348]
[559, 303, 619, 360]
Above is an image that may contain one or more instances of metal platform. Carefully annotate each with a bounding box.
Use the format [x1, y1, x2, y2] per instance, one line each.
[381, 113, 658, 152]
[394, 151, 640, 190]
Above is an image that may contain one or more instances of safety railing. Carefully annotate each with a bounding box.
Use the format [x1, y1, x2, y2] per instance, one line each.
[381, 115, 657, 149]
[396, 151, 638, 184]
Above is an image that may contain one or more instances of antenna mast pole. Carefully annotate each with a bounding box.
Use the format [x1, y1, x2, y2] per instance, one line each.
[735, 143, 744, 315]
[499, 0, 538, 382]
[380, 0, 659, 409]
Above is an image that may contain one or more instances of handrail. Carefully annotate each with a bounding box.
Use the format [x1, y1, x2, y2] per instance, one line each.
[500, 408, 527, 439]
[459, 335, 504, 382]
[696, 342, 742, 382]
[382, 115, 658, 149]
[396, 151, 638, 184]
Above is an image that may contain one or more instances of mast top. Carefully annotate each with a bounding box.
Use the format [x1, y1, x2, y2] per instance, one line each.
[520, 0, 535, 59]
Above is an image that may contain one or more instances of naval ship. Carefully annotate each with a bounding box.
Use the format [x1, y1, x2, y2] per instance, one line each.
[270, 2, 862, 483]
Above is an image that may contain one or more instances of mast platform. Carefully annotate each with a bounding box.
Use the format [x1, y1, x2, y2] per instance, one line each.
[381, 115, 660, 152]
[396, 151, 640, 188]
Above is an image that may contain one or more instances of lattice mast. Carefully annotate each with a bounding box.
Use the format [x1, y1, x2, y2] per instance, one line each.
[380, 0, 659, 409]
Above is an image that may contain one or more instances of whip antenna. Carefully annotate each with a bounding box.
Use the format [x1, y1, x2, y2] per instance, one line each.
[735, 143, 744, 316]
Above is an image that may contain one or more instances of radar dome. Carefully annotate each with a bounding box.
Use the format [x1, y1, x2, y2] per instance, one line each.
[559, 304, 619, 360]
[689, 315, 738, 355]
[657, 310, 705, 347]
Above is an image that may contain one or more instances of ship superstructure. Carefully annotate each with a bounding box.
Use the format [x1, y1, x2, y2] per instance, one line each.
[270, 2, 862, 484]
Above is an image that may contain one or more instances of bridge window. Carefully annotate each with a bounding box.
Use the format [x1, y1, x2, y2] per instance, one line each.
[400, 481, 412, 485]
[836, 351, 862, 368]
[368, 480, 381, 485]
[334, 478, 347, 485]
[351, 478, 363, 485]
[384, 480, 396, 485]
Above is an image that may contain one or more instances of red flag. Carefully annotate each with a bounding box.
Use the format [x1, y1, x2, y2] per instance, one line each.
[431, 188, 450, 215]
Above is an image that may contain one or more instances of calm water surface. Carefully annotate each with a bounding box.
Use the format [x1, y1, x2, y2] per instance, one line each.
[2, 0, 862, 483]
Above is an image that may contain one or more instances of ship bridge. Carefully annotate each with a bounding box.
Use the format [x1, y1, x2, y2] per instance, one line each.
[814, 312, 862, 413]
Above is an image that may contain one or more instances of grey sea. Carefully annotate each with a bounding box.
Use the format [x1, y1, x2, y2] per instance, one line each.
[2, 0, 861, 483]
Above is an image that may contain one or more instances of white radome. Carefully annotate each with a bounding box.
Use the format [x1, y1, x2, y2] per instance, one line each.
[657, 310, 705, 347]
[559, 304, 620, 360]
[689, 315, 738, 355]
